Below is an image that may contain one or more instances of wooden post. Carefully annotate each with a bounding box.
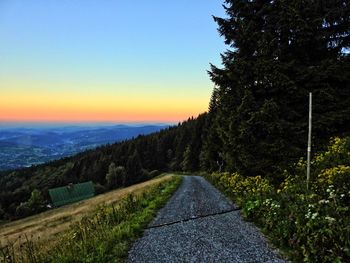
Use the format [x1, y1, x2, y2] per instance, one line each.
[306, 92, 312, 190]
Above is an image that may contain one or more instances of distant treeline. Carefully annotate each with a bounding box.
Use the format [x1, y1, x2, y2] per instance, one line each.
[0, 115, 207, 220]
[1, 0, 349, 221]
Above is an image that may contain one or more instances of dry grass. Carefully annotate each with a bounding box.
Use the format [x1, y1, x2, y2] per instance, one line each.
[0, 175, 172, 248]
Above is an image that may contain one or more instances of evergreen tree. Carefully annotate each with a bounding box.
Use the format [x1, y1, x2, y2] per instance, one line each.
[27, 189, 45, 212]
[200, 92, 224, 172]
[106, 162, 118, 189]
[181, 145, 194, 172]
[0, 116, 208, 220]
[116, 166, 127, 186]
[209, 0, 350, 177]
[126, 150, 143, 184]
[0, 205, 4, 219]
[15, 189, 45, 218]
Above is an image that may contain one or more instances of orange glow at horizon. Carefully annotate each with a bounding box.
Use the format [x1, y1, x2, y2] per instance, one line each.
[0, 109, 194, 123]
[0, 90, 208, 123]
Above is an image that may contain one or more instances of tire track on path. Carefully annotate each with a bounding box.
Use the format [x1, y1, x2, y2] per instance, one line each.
[128, 176, 286, 263]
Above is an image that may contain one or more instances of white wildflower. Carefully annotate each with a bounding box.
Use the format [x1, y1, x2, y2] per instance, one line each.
[311, 212, 318, 220]
[264, 199, 273, 206]
[325, 216, 336, 222]
[305, 210, 311, 219]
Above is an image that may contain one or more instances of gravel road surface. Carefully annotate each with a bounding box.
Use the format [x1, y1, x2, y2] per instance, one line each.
[128, 176, 286, 263]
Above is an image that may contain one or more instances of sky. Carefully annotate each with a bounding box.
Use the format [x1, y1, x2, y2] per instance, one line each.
[0, 0, 226, 124]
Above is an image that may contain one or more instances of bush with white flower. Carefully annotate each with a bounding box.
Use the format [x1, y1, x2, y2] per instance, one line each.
[205, 137, 350, 263]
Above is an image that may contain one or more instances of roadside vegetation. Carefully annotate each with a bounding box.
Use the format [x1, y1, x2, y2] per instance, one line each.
[0, 175, 182, 263]
[2, 0, 349, 223]
[205, 137, 350, 263]
[0, 1, 348, 262]
[0, 175, 173, 248]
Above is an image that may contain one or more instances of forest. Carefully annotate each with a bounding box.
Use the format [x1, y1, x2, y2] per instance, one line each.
[1, 0, 349, 224]
[0, 115, 207, 220]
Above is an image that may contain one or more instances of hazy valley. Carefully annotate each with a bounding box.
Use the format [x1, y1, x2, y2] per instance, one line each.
[0, 124, 168, 171]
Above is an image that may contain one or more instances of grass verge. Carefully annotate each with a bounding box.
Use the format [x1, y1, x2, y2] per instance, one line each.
[1, 175, 182, 263]
[0, 175, 175, 247]
[204, 137, 350, 263]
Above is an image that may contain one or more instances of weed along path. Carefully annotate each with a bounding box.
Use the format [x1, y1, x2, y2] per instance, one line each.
[128, 176, 286, 263]
[0, 175, 173, 249]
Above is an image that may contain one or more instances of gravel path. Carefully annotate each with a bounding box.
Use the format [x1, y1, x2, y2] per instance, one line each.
[128, 176, 286, 263]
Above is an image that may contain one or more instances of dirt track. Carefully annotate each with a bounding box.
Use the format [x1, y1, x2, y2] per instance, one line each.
[128, 176, 286, 263]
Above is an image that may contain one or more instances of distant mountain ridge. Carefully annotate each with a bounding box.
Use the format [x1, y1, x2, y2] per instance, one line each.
[0, 124, 168, 171]
[0, 116, 203, 221]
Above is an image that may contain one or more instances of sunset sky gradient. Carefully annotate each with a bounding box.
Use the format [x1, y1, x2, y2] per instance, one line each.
[0, 1, 226, 123]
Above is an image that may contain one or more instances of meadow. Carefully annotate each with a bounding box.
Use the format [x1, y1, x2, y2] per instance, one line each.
[0, 174, 181, 262]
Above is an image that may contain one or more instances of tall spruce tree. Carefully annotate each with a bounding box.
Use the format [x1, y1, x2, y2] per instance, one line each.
[208, 0, 350, 178]
[200, 88, 225, 172]
[126, 150, 143, 184]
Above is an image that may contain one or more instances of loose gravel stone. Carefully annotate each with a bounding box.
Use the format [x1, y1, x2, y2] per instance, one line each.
[128, 176, 286, 263]
[149, 176, 236, 226]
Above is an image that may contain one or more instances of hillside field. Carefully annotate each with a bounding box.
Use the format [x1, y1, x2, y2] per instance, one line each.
[0, 174, 173, 252]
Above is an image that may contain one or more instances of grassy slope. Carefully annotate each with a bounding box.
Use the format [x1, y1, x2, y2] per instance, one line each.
[0, 175, 175, 251]
[42, 174, 182, 262]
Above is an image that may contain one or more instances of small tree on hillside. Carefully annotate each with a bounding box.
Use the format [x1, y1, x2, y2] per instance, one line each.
[181, 145, 195, 172]
[116, 166, 127, 186]
[15, 189, 45, 218]
[106, 162, 117, 189]
[0, 205, 4, 219]
[126, 150, 143, 184]
[106, 163, 127, 189]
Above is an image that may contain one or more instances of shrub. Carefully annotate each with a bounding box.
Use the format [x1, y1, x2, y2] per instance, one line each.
[149, 170, 161, 178]
[0, 205, 4, 219]
[206, 172, 273, 207]
[15, 189, 46, 218]
[106, 164, 127, 189]
[141, 169, 150, 180]
[205, 137, 350, 262]
[15, 202, 31, 218]
[94, 183, 107, 195]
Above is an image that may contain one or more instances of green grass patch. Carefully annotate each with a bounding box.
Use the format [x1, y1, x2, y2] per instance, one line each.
[2, 175, 182, 263]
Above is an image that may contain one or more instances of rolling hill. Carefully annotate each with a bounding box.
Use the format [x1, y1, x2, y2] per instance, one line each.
[0, 124, 168, 170]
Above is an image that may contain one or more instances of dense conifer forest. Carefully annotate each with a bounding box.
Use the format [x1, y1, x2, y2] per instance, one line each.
[0, 116, 207, 219]
[1, 0, 349, 221]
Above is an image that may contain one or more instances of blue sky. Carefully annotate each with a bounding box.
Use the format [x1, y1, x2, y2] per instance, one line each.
[0, 0, 227, 123]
